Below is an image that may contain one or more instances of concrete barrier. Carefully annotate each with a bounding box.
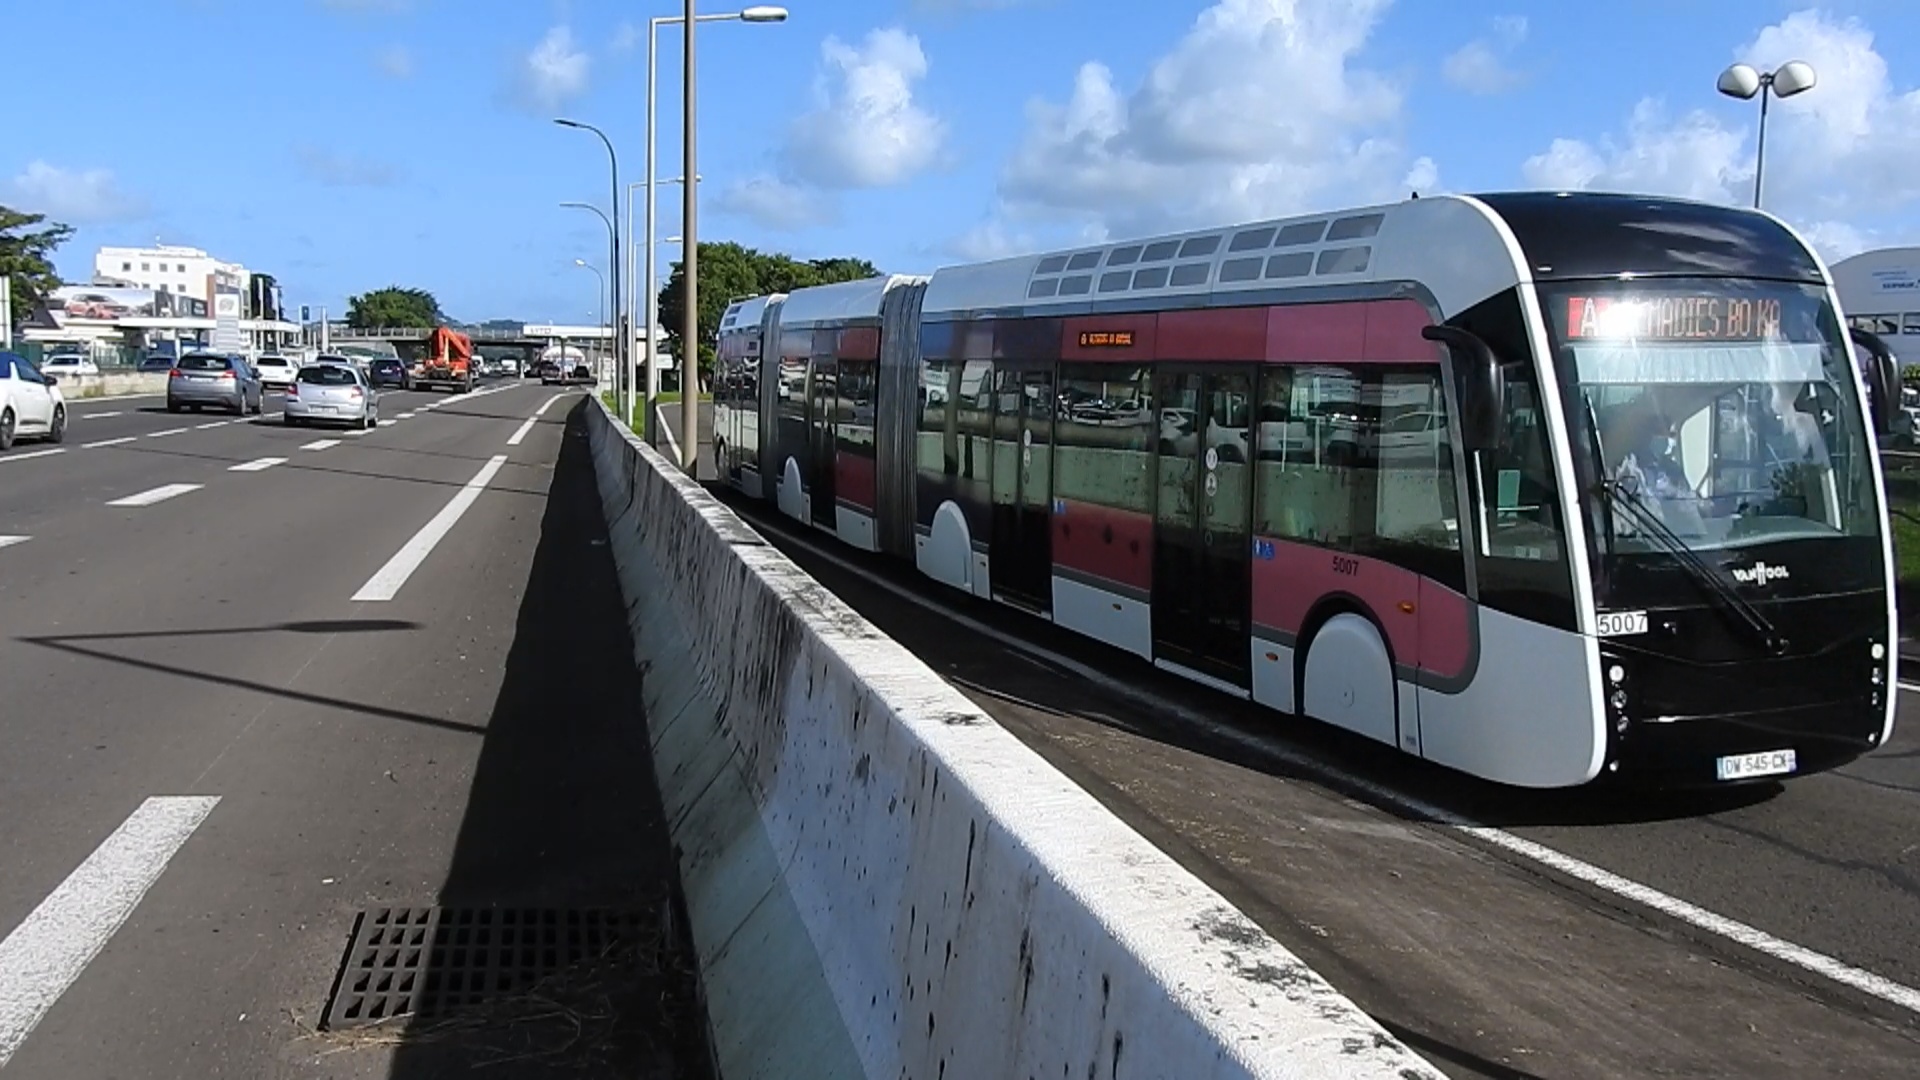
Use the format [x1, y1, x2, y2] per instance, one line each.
[582, 396, 1442, 1080]
[50, 371, 168, 400]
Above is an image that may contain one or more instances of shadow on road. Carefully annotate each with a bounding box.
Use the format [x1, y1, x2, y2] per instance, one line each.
[370, 403, 712, 1079]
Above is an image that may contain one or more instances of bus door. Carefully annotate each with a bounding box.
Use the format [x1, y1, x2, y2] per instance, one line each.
[988, 365, 1054, 611]
[1152, 368, 1254, 685]
[807, 357, 838, 528]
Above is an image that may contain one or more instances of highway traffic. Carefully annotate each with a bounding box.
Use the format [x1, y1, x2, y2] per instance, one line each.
[0, 382, 705, 1076]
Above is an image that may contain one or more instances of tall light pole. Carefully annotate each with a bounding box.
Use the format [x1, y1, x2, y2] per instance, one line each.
[646, 4, 788, 458]
[626, 174, 697, 429]
[1717, 60, 1816, 210]
[560, 201, 614, 374]
[555, 119, 620, 404]
[574, 258, 606, 361]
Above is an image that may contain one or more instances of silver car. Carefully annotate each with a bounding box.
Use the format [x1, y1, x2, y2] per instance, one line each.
[283, 362, 378, 429]
[168, 352, 265, 415]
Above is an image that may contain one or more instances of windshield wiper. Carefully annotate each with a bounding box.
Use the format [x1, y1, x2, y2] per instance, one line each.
[1596, 480, 1790, 655]
[1581, 396, 1616, 558]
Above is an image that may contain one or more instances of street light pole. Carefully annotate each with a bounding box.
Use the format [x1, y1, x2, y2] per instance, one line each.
[559, 202, 614, 371]
[555, 119, 620, 407]
[1717, 60, 1817, 210]
[682, 0, 699, 473]
[574, 258, 606, 345]
[627, 176, 696, 434]
[645, 4, 789, 460]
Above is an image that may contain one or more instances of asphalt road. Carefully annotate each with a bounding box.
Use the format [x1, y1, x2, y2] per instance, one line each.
[0, 382, 708, 1078]
[681, 398, 1920, 1078]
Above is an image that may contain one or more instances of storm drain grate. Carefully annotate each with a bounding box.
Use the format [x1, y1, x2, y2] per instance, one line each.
[320, 907, 649, 1031]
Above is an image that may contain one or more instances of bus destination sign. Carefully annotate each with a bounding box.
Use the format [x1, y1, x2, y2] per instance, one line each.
[1078, 330, 1136, 348]
[1565, 295, 1783, 342]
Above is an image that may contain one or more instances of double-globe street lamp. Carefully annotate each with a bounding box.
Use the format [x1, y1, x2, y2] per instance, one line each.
[1716, 60, 1817, 210]
[555, 120, 622, 408]
[559, 200, 615, 378]
[646, 4, 788, 467]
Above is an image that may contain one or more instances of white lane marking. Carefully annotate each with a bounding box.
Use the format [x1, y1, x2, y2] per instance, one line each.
[657, 405, 682, 465]
[0, 448, 66, 464]
[0, 795, 219, 1067]
[766, 521, 1920, 1017]
[83, 436, 136, 449]
[1899, 681, 1920, 694]
[351, 454, 509, 602]
[106, 483, 201, 507]
[0, 536, 28, 550]
[145, 427, 191, 439]
[78, 411, 123, 420]
[299, 439, 341, 451]
[506, 418, 537, 446]
[536, 394, 564, 416]
[378, 419, 397, 427]
[228, 456, 287, 472]
[194, 420, 229, 430]
[396, 411, 417, 419]
[341, 429, 372, 437]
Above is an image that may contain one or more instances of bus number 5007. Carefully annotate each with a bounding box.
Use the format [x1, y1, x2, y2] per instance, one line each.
[1331, 556, 1360, 577]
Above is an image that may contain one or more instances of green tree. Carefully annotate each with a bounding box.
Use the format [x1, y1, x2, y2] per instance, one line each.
[655, 244, 881, 388]
[0, 205, 73, 329]
[346, 286, 444, 328]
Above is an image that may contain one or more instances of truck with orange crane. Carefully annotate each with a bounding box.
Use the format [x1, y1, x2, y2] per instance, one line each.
[411, 325, 474, 393]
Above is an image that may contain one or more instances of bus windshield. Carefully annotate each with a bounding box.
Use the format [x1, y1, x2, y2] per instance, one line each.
[1544, 279, 1880, 564]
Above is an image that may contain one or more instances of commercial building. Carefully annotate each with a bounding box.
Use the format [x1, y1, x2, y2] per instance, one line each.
[19, 243, 299, 362]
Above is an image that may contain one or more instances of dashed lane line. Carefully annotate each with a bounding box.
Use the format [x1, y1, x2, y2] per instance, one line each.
[145, 427, 191, 439]
[82, 437, 136, 449]
[77, 411, 124, 420]
[299, 439, 341, 451]
[0, 449, 66, 464]
[229, 457, 287, 472]
[0, 536, 28, 550]
[506, 417, 537, 446]
[535, 393, 565, 416]
[0, 796, 220, 1066]
[105, 483, 202, 508]
[350, 454, 508, 603]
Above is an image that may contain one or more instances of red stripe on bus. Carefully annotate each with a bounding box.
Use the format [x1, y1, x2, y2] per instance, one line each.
[1265, 302, 1369, 362]
[835, 450, 877, 510]
[1051, 500, 1153, 592]
[838, 326, 880, 361]
[1156, 307, 1268, 361]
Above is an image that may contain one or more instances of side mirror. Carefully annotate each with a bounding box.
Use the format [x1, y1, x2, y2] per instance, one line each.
[41, 373, 58, 385]
[1849, 327, 1900, 437]
[1422, 324, 1506, 452]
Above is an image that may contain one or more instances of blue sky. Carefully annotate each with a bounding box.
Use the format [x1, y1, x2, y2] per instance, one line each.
[6, 0, 1920, 324]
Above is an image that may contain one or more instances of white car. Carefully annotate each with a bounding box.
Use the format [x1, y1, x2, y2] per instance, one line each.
[40, 353, 101, 379]
[284, 362, 379, 429]
[0, 351, 69, 450]
[255, 354, 299, 389]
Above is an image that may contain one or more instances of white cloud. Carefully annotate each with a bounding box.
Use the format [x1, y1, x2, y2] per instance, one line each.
[3, 162, 148, 223]
[375, 44, 412, 78]
[1522, 9, 1920, 260]
[610, 22, 641, 54]
[950, 220, 1039, 261]
[712, 175, 838, 231]
[1442, 15, 1527, 95]
[784, 28, 946, 189]
[986, 0, 1425, 242]
[294, 146, 400, 187]
[512, 25, 590, 112]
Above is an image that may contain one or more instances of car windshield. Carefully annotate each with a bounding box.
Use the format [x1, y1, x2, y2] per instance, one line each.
[1546, 278, 1880, 554]
[177, 355, 229, 371]
[259, 358, 288, 367]
[300, 366, 359, 386]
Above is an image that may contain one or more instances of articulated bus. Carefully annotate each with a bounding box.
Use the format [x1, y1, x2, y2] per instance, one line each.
[712, 192, 1902, 788]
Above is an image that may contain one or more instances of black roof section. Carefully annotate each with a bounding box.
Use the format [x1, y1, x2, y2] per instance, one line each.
[1471, 192, 1825, 284]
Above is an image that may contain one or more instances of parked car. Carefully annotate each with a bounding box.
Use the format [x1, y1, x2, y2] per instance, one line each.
[40, 354, 101, 379]
[368, 357, 409, 389]
[284, 362, 378, 429]
[168, 353, 265, 415]
[0, 351, 67, 450]
[255, 354, 299, 389]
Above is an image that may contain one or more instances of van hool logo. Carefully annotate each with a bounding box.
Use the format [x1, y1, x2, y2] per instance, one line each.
[1732, 561, 1790, 585]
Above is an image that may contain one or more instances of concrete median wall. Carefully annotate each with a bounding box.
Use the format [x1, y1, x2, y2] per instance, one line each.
[52, 372, 168, 399]
[581, 396, 1440, 1080]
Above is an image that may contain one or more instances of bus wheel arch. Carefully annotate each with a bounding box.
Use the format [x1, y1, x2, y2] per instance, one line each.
[1296, 598, 1400, 749]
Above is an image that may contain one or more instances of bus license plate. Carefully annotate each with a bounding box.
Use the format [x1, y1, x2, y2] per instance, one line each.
[1716, 749, 1797, 781]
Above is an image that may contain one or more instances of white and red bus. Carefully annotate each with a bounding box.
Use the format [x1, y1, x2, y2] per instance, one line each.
[713, 192, 1901, 788]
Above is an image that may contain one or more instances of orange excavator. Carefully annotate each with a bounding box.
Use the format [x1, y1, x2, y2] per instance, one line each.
[412, 325, 474, 393]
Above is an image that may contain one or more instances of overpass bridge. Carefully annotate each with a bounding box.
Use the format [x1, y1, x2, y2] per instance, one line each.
[318, 323, 629, 348]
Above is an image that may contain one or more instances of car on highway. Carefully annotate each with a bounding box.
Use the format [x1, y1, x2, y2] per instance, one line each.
[284, 361, 378, 429]
[0, 351, 67, 450]
[532, 359, 562, 384]
[138, 354, 175, 372]
[255, 354, 299, 390]
[40, 353, 101, 380]
[368, 357, 409, 390]
[167, 353, 265, 415]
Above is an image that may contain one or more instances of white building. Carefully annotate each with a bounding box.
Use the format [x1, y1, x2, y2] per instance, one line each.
[93, 243, 246, 301]
[1832, 247, 1920, 340]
